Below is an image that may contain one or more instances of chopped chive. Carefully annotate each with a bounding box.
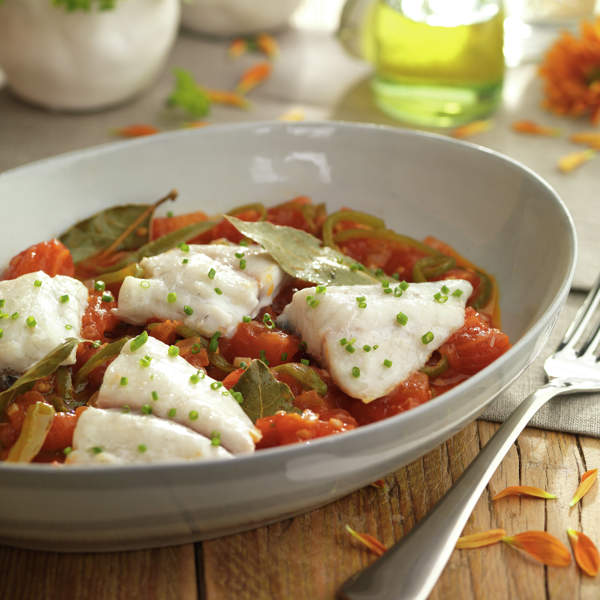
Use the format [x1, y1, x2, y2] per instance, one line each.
[235, 252, 245, 259]
[239, 361, 247, 369]
[94, 281, 106, 292]
[358, 301, 367, 308]
[210, 381, 223, 390]
[168, 408, 176, 418]
[190, 373, 200, 384]
[452, 289, 463, 298]
[208, 331, 221, 353]
[280, 352, 288, 361]
[214, 287, 223, 295]
[208, 268, 216, 279]
[0, 312, 7, 320]
[362, 345, 371, 352]
[0, 329, 3, 339]
[259, 349, 269, 365]
[399, 281, 409, 290]
[189, 410, 199, 421]
[137, 444, 147, 453]
[151, 390, 159, 401]
[308, 298, 320, 308]
[351, 366, 360, 378]
[231, 390, 244, 404]
[120, 376, 128, 386]
[10, 312, 18, 320]
[350, 264, 359, 272]
[26, 316, 37, 328]
[421, 331, 434, 344]
[393, 287, 403, 297]
[383, 359, 392, 368]
[345, 344, 356, 354]
[441, 285, 450, 294]
[433, 292, 448, 304]
[396, 312, 408, 326]
[262, 313, 274, 329]
[373, 344, 379, 350]
[183, 305, 194, 316]
[167, 211, 174, 218]
[221, 390, 230, 397]
[91, 340, 102, 348]
[168, 345, 179, 357]
[141, 404, 152, 415]
[315, 285, 327, 294]
[34, 279, 42, 288]
[239, 240, 248, 247]
[178, 242, 190, 252]
[383, 288, 393, 294]
[182, 258, 189, 265]
[65, 324, 73, 330]
[63, 446, 72, 456]
[375, 268, 384, 277]
[392, 273, 400, 280]
[121, 405, 130, 413]
[211, 431, 221, 447]
[300, 358, 310, 366]
[242, 316, 252, 323]
[381, 280, 390, 288]
[140, 280, 151, 289]
[191, 343, 202, 354]
[91, 446, 103, 455]
[239, 259, 246, 270]
[102, 292, 113, 303]
[130, 330, 148, 351]
[339, 338, 348, 346]
[0, 300, 4, 308]
[167, 292, 177, 303]
[59, 294, 69, 303]
[139, 355, 152, 368]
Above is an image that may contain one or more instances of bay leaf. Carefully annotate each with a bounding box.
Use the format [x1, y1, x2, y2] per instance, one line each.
[0, 338, 80, 416]
[233, 359, 300, 423]
[225, 216, 378, 286]
[272, 363, 328, 396]
[73, 337, 129, 388]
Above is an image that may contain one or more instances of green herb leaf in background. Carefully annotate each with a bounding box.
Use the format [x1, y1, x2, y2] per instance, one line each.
[167, 69, 212, 118]
[233, 359, 299, 423]
[225, 216, 378, 286]
[0, 338, 80, 416]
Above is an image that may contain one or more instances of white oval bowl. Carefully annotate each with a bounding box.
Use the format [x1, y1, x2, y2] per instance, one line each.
[0, 122, 576, 551]
[0, 0, 180, 111]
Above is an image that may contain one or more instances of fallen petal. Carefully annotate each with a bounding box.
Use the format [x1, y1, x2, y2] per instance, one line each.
[512, 120, 561, 136]
[492, 485, 557, 501]
[570, 131, 600, 149]
[236, 62, 272, 95]
[113, 124, 159, 138]
[451, 120, 492, 139]
[503, 531, 571, 567]
[567, 529, 600, 577]
[557, 149, 596, 173]
[456, 529, 506, 549]
[570, 468, 598, 507]
[345, 524, 386, 557]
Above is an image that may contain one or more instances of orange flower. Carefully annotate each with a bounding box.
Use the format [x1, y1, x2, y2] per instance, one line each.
[512, 120, 561, 136]
[345, 525, 386, 557]
[568, 529, 600, 576]
[451, 119, 492, 139]
[570, 468, 598, 506]
[369, 479, 386, 490]
[256, 33, 279, 58]
[113, 124, 159, 138]
[502, 531, 571, 567]
[492, 485, 556, 501]
[539, 18, 600, 123]
[236, 62, 272, 95]
[558, 148, 596, 172]
[456, 529, 506, 549]
[229, 38, 247, 58]
[570, 131, 600, 148]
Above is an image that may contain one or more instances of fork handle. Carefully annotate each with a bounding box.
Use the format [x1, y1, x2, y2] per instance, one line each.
[337, 381, 570, 600]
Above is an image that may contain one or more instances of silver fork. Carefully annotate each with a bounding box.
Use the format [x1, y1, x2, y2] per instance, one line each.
[338, 275, 600, 600]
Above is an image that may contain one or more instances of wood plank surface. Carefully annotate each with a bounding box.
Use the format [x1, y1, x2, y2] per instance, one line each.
[1, 425, 598, 599]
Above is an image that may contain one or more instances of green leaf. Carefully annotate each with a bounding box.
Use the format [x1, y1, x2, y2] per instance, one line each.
[107, 220, 219, 273]
[225, 216, 378, 286]
[167, 69, 212, 118]
[73, 337, 129, 388]
[233, 360, 299, 423]
[272, 363, 328, 396]
[60, 204, 156, 264]
[0, 338, 80, 416]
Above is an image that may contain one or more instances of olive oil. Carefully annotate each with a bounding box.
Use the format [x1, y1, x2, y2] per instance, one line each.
[366, 1, 504, 127]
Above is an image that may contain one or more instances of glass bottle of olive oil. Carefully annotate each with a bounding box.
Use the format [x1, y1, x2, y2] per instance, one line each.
[340, 0, 504, 127]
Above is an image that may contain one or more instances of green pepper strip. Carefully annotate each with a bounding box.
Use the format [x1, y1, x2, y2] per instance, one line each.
[173, 325, 236, 373]
[471, 270, 493, 309]
[98, 263, 144, 285]
[272, 363, 328, 396]
[5, 402, 55, 463]
[74, 338, 129, 388]
[322, 210, 385, 249]
[419, 355, 449, 378]
[226, 203, 267, 221]
[54, 366, 73, 409]
[333, 227, 438, 257]
[412, 255, 456, 282]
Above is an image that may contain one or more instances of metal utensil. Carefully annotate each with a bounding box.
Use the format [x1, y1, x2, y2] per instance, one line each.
[338, 275, 600, 600]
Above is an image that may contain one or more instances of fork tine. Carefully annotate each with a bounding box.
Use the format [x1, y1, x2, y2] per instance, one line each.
[557, 272, 600, 352]
[581, 319, 600, 359]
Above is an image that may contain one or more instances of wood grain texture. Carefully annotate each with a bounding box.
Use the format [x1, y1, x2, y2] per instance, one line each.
[202, 424, 600, 600]
[0, 544, 197, 600]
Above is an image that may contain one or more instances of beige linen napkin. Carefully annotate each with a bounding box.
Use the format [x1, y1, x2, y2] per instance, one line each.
[481, 291, 600, 437]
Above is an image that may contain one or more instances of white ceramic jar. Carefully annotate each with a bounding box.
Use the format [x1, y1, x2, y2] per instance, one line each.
[181, 0, 302, 36]
[0, 0, 180, 111]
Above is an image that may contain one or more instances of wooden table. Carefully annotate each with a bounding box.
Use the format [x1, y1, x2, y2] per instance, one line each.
[1, 423, 598, 599]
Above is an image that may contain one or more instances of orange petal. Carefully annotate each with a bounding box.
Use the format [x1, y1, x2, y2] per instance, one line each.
[236, 62, 272, 95]
[492, 485, 557, 501]
[570, 131, 600, 149]
[345, 525, 386, 557]
[512, 120, 561, 136]
[570, 468, 598, 507]
[229, 38, 247, 58]
[113, 124, 159, 138]
[256, 33, 279, 58]
[278, 108, 305, 122]
[451, 120, 492, 139]
[557, 149, 596, 173]
[568, 529, 600, 577]
[183, 121, 210, 129]
[369, 479, 386, 490]
[206, 89, 250, 109]
[502, 531, 571, 567]
[456, 529, 506, 549]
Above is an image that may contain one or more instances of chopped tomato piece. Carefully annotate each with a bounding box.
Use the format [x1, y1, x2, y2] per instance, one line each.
[148, 320, 181, 346]
[438, 307, 510, 375]
[195, 209, 262, 244]
[151, 210, 208, 241]
[256, 408, 357, 448]
[176, 337, 209, 369]
[267, 197, 313, 232]
[219, 321, 301, 367]
[80, 291, 120, 342]
[2, 239, 74, 279]
[345, 372, 431, 425]
[222, 367, 245, 389]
